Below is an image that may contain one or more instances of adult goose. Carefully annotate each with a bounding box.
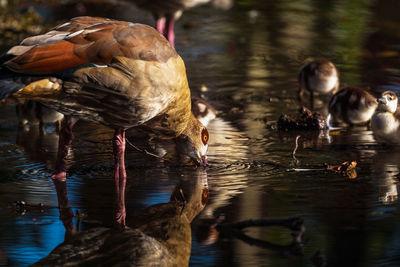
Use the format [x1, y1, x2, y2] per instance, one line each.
[0, 16, 209, 227]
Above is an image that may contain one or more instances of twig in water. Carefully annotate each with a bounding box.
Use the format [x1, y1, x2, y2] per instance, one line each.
[125, 138, 172, 163]
[216, 216, 305, 255]
[219, 216, 304, 231]
[292, 135, 301, 165]
[286, 161, 358, 179]
[288, 168, 325, 172]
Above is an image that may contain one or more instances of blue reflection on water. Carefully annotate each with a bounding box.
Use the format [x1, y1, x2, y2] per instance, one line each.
[4, 211, 66, 266]
[142, 188, 173, 207]
[190, 235, 218, 266]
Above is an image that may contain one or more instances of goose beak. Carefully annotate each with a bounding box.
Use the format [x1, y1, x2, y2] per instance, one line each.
[188, 155, 208, 167]
[201, 155, 208, 167]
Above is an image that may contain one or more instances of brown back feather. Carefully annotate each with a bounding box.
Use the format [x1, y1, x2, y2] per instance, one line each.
[4, 16, 177, 75]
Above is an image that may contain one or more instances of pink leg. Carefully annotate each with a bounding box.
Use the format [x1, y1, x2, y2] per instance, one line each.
[166, 18, 175, 47]
[156, 17, 166, 38]
[156, 16, 175, 47]
[113, 128, 127, 228]
[52, 179, 75, 240]
[52, 118, 76, 182]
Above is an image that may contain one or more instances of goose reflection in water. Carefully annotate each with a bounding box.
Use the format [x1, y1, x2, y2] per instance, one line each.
[33, 169, 209, 266]
[16, 100, 64, 132]
[12, 99, 65, 170]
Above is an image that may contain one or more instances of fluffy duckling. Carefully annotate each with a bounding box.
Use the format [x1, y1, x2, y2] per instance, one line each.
[371, 90, 400, 144]
[328, 86, 378, 126]
[191, 96, 217, 127]
[298, 58, 339, 109]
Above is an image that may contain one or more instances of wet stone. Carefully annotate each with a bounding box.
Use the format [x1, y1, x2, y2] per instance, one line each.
[277, 107, 328, 131]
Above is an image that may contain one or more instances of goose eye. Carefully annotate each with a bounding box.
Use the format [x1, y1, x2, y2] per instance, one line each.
[201, 128, 209, 145]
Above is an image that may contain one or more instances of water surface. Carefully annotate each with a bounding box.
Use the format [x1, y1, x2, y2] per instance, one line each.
[1, 0, 400, 266]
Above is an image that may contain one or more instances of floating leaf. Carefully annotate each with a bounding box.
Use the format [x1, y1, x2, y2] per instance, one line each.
[326, 161, 358, 179]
